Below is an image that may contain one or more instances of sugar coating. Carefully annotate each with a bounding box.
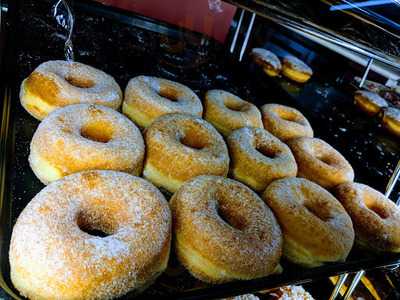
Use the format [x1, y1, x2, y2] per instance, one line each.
[355, 90, 388, 107]
[251, 48, 282, 70]
[283, 56, 312, 75]
[384, 106, 400, 121]
[269, 285, 315, 300]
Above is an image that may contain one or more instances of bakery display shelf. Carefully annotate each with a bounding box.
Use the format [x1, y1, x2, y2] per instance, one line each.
[1, 0, 400, 299]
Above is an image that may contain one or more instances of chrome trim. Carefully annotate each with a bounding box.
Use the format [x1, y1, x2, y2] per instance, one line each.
[239, 12, 255, 61]
[358, 58, 374, 88]
[230, 9, 245, 53]
[343, 270, 366, 300]
[329, 273, 348, 300]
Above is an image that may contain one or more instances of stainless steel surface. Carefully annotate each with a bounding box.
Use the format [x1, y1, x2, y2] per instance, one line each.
[230, 8, 244, 53]
[359, 58, 374, 88]
[343, 270, 366, 300]
[329, 273, 349, 300]
[239, 11, 255, 62]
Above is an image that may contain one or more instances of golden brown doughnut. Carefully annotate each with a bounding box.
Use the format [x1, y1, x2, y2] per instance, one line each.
[287, 137, 354, 189]
[170, 175, 282, 283]
[227, 127, 297, 192]
[382, 107, 400, 137]
[250, 48, 282, 77]
[282, 56, 313, 83]
[204, 90, 263, 137]
[9, 170, 171, 299]
[354, 90, 388, 116]
[335, 182, 400, 253]
[261, 104, 313, 141]
[263, 177, 354, 267]
[143, 113, 229, 193]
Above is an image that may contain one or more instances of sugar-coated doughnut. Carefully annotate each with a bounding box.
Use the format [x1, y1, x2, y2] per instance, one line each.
[227, 127, 297, 192]
[282, 56, 313, 83]
[171, 175, 282, 283]
[250, 48, 282, 77]
[29, 104, 145, 184]
[382, 107, 400, 137]
[9, 170, 171, 300]
[204, 90, 263, 137]
[335, 182, 400, 253]
[143, 113, 229, 193]
[20, 60, 122, 120]
[288, 137, 354, 189]
[261, 104, 313, 141]
[354, 90, 388, 116]
[263, 177, 354, 267]
[122, 76, 203, 127]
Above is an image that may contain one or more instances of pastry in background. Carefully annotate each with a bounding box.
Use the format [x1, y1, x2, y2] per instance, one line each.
[382, 107, 400, 137]
[250, 48, 282, 77]
[266, 285, 315, 300]
[282, 56, 313, 83]
[354, 90, 388, 116]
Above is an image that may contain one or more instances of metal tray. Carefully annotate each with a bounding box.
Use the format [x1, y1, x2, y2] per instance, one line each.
[1, 0, 400, 299]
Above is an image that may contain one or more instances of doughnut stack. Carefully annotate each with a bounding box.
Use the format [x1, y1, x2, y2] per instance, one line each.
[10, 60, 400, 300]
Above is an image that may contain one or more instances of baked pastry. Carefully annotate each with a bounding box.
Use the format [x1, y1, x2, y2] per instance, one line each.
[261, 104, 313, 141]
[267, 285, 315, 300]
[354, 90, 388, 116]
[122, 75, 203, 127]
[288, 137, 354, 189]
[263, 177, 354, 267]
[20, 60, 122, 120]
[227, 127, 297, 192]
[143, 113, 229, 193]
[171, 175, 282, 283]
[282, 56, 313, 83]
[382, 107, 400, 137]
[29, 104, 145, 184]
[335, 182, 400, 253]
[250, 48, 282, 77]
[204, 90, 263, 137]
[9, 170, 171, 299]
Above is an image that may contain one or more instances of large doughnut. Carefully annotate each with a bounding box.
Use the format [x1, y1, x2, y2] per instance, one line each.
[281, 56, 313, 83]
[227, 127, 297, 192]
[354, 90, 388, 116]
[335, 182, 400, 253]
[122, 76, 203, 127]
[261, 104, 313, 141]
[382, 107, 400, 137]
[263, 177, 354, 267]
[204, 90, 263, 137]
[287, 137, 354, 189]
[143, 113, 229, 193]
[9, 170, 171, 300]
[250, 48, 282, 77]
[29, 104, 145, 185]
[170, 175, 282, 283]
[20, 60, 122, 120]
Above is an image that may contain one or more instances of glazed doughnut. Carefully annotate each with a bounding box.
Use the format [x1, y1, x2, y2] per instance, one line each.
[20, 60, 122, 120]
[288, 137, 354, 189]
[29, 104, 145, 184]
[143, 113, 229, 193]
[204, 90, 263, 137]
[261, 104, 313, 141]
[227, 127, 297, 192]
[250, 48, 282, 77]
[382, 107, 400, 137]
[9, 170, 171, 300]
[170, 175, 282, 283]
[335, 182, 400, 253]
[282, 56, 313, 83]
[354, 90, 388, 116]
[263, 177, 354, 267]
[123, 76, 203, 127]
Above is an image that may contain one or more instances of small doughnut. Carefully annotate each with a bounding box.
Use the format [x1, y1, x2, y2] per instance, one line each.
[263, 177, 354, 267]
[335, 182, 400, 253]
[29, 104, 145, 184]
[20, 60, 122, 120]
[9, 170, 171, 300]
[261, 104, 313, 141]
[382, 107, 400, 137]
[204, 90, 263, 137]
[143, 113, 229, 193]
[282, 56, 313, 83]
[123, 75, 203, 127]
[227, 127, 297, 192]
[250, 48, 282, 77]
[170, 175, 282, 283]
[288, 137, 354, 189]
[354, 90, 388, 116]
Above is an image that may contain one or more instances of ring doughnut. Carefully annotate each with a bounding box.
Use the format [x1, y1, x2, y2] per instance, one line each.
[354, 90, 388, 116]
[29, 104, 145, 184]
[287, 137, 354, 189]
[171, 175, 282, 283]
[263, 177, 354, 267]
[122, 76, 203, 127]
[335, 182, 400, 253]
[9, 170, 171, 299]
[261, 104, 313, 141]
[282, 56, 313, 83]
[20, 60, 122, 120]
[143, 113, 229, 193]
[204, 90, 263, 137]
[250, 48, 282, 77]
[382, 107, 400, 137]
[227, 127, 297, 192]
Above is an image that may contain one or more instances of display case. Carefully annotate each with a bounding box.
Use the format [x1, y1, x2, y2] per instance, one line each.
[1, 0, 400, 299]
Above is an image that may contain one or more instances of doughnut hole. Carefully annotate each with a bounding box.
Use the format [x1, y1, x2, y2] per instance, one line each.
[363, 194, 390, 219]
[277, 109, 304, 124]
[65, 75, 95, 88]
[81, 121, 114, 143]
[255, 142, 280, 159]
[300, 186, 332, 222]
[76, 207, 118, 237]
[158, 86, 179, 102]
[215, 190, 249, 231]
[180, 125, 210, 150]
[224, 98, 249, 112]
